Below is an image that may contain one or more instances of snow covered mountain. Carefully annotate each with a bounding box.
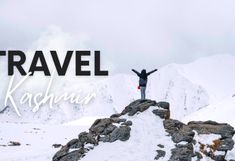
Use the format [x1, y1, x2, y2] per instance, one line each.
[1, 54, 235, 161]
[1, 54, 235, 124]
[52, 100, 235, 161]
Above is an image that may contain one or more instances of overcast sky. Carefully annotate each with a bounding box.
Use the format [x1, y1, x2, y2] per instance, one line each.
[1, 0, 235, 73]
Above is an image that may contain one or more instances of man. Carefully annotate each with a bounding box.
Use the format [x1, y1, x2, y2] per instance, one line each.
[132, 69, 158, 100]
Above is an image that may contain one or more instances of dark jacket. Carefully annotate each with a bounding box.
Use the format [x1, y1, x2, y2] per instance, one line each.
[132, 69, 158, 87]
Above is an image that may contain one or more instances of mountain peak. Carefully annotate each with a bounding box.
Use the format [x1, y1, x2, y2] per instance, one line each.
[53, 100, 235, 161]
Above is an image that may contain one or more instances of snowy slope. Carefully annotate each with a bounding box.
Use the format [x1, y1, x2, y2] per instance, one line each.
[182, 96, 235, 160]
[177, 54, 235, 102]
[1, 54, 235, 161]
[182, 96, 235, 128]
[0, 122, 89, 161]
[81, 106, 175, 161]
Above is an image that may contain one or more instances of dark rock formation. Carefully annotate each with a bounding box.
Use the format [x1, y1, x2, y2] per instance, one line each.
[56, 149, 86, 161]
[157, 144, 164, 148]
[157, 101, 170, 110]
[53, 100, 140, 161]
[169, 143, 194, 161]
[187, 121, 235, 138]
[152, 109, 169, 119]
[8, 141, 21, 146]
[53, 99, 235, 161]
[121, 99, 157, 116]
[155, 150, 166, 160]
[121, 120, 133, 126]
[163, 119, 235, 160]
[100, 126, 131, 142]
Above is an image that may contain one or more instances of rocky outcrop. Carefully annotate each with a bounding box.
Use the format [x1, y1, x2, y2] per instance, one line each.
[152, 101, 170, 119]
[155, 150, 166, 160]
[169, 143, 194, 161]
[53, 116, 132, 161]
[163, 119, 235, 161]
[120, 99, 157, 116]
[53, 99, 235, 161]
[164, 119, 195, 143]
[53, 99, 157, 161]
[187, 121, 235, 138]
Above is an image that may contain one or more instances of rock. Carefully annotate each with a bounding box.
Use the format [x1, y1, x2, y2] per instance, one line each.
[187, 121, 235, 138]
[152, 109, 169, 119]
[169, 143, 194, 161]
[66, 139, 82, 149]
[121, 121, 133, 126]
[8, 141, 21, 146]
[102, 124, 117, 135]
[53, 144, 62, 148]
[89, 118, 113, 135]
[195, 151, 203, 160]
[157, 101, 170, 110]
[78, 132, 97, 145]
[157, 144, 164, 148]
[53, 100, 235, 161]
[58, 149, 86, 161]
[171, 125, 195, 143]
[101, 126, 131, 142]
[217, 138, 234, 151]
[171, 131, 194, 143]
[111, 118, 127, 123]
[121, 99, 157, 116]
[53, 146, 69, 161]
[214, 155, 225, 161]
[155, 150, 166, 160]
[110, 126, 131, 142]
[163, 119, 185, 135]
[110, 113, 122, 118]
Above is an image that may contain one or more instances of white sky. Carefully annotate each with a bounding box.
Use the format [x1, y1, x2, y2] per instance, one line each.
[1, 0, 235, 73]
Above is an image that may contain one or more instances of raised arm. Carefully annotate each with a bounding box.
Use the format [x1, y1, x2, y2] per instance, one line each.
[132, 69, 140, 76]
[147, 69, 158, 76]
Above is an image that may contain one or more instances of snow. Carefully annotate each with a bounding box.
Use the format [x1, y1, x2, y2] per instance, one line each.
[81, 106, 175, 161]
[1, 54, 235, 160]
[182, 96, 235, 128]
[193, 131, 224, 161]
[226, 136, 235, 160]
[64, 116, 103, 126]
[0, 123, 89, 161]
[178, 54, 235, 102]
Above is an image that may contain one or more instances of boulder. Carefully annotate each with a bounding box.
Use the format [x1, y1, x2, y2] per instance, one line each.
[53, 146, 69, 161]
[111, 118, 127, 123]
[121, 99, 157, 116]
[58, 149, 86, 161]
[187, 121, 235, 138]
[155, 150, 166, 160]
[157, 101, 170, 110]
[169, 143, 194, 161]
[89, 118, 113, 135]
[121, 121, 133, 126]
[66, 139, 82, 149]
[217, 138, 234, 151]
[157, 144, 164, 148]
[100, 126, 131, 142]
[163, 119, 185, 135]
[78, 132, 97, 145]
[110, 113, 122, 118]
[152, 109, 169, 119]
[171, 131, 194, 143]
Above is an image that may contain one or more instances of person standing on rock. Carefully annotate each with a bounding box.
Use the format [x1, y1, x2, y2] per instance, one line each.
[132, 69, 158, 100]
